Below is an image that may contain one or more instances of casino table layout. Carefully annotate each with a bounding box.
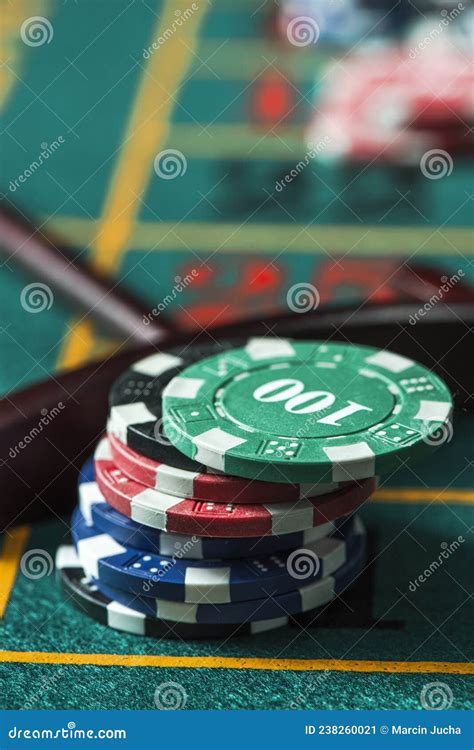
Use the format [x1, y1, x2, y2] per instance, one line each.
[0, 0, 473, 711]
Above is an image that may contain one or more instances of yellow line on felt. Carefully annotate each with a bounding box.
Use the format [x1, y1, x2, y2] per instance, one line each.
[55, 1, 207, 368]
[0, 651, 472, 675]
[0, 1, 51, 110]
[57, 318, 97, 371]
[373, 489, 474, 504]
[163, 122, 312, 157]
[0, 527, 31, 619]
[43, 216, 474, 257]
[91, 0, 208, 275]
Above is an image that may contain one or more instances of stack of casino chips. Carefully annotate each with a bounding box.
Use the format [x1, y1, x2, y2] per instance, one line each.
[56, 338, 453, 640]
[306, 29, 474, 164]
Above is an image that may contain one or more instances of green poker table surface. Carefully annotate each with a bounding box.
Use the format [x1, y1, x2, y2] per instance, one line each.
[0, 0, 472, 711]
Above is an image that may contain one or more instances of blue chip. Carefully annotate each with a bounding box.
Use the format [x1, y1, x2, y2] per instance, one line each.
[78, 458, 348, 560]
[55, 546, 306, 641]
[72, 505, 357, 604]
[75, 518, 367, 623]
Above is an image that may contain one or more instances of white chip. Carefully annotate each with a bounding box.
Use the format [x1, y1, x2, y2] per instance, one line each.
[302, 521, 335, 543]
[94, 438, 112, 461]
[415, 400, 452, 423]
[300, 573, 336, 612]
[266, 499, 315, 536]
[108, 403, 155, 444]
[193, 428, 246, 471]
[107, 600, 146, 634]
[156, 600, 199, 624]
[55, 545, 80, 570]
[131, 489, 181, 531]
[77, 534, 125, 579]
[323, 443, 375, 481]
[164, 377, 205, 399]
[79, 481, 105, 526]
[365, 350, 413, 374]
[308, 536, 346, 575]
[156, 463, 198, 496]
[245, 337, 296, 361]
[132, 352, 183, 377]
[184, 567, 231, 603]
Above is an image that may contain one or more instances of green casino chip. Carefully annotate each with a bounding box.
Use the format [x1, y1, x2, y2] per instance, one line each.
[162, 339, 453, 483]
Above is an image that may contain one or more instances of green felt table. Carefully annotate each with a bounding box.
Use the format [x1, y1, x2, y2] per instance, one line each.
[0, 0, 472, 711]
